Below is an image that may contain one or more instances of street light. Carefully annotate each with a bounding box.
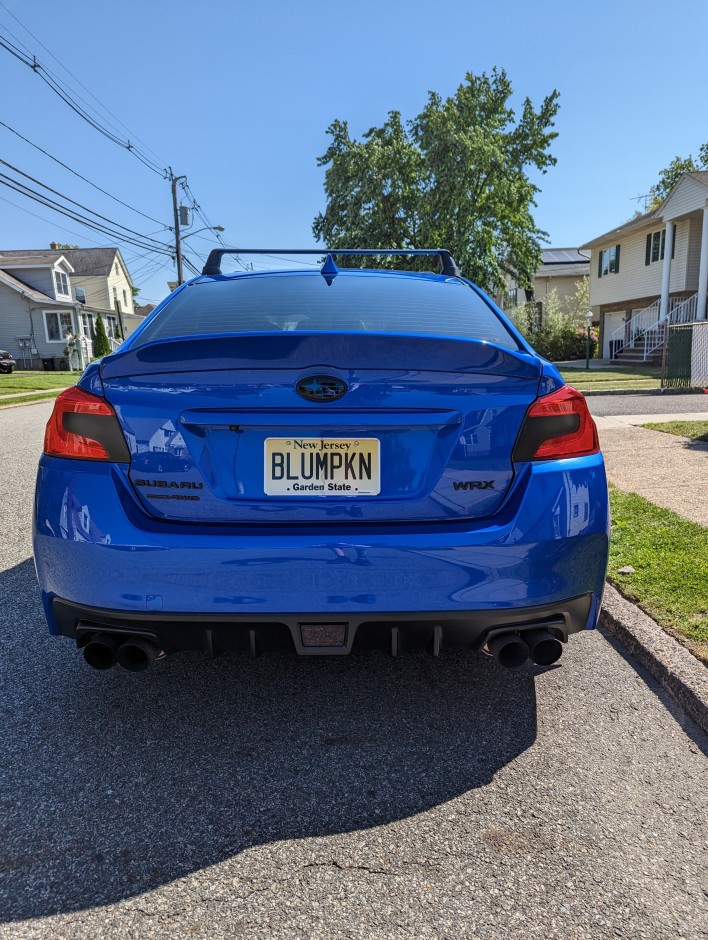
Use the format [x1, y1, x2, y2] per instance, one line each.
[180, 225, 225, 242]
[585, 310, 593, 370]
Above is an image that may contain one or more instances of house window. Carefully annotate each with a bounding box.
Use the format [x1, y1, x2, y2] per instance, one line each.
[645, 226, 676, 265]
[115, 263, 119, 276]
[123, 289, 128, 307]
[74, 286, 86, 303]
[44, 310, 73, 342]
[598, 245, 620, 277]
[81, 313, 94, 338]
[106, 315, 117, 339]
[54, 270, 70, 296]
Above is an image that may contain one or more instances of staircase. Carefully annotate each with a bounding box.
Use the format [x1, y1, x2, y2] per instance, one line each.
[610, 295, 698, 364]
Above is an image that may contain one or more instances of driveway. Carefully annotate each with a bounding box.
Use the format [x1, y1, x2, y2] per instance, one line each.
[1, 401, 707, 940]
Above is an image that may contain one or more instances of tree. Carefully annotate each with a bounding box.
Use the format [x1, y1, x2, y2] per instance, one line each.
[313, 68, 560, 294]
[93, 313, 111, 358]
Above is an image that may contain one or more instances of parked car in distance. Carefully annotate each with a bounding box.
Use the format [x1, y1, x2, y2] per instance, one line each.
[0, 350, 16, 374]
[33, 249, 610, 674]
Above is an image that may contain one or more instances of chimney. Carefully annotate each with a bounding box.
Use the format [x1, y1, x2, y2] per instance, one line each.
[50, 241, 59, 250]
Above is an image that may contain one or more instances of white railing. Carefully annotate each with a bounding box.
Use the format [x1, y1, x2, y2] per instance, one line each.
[644, 293, 700, 358]
[610, 294, 695, 360]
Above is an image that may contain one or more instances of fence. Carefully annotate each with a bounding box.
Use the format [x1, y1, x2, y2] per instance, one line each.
[662, 321, 708, 389]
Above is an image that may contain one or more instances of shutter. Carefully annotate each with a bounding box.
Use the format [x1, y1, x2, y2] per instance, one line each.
[615, 244, 620, 273]
[598, 251, 603, 278]
[672, 224, 676, 259]
[645, 233, 651, 265]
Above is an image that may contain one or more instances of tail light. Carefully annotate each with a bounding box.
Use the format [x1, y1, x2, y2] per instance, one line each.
[512, 385, 599, 461]
[44, 386, 129, 462]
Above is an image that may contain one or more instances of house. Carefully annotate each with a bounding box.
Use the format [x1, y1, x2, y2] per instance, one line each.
[581, 172, 708, 361]
[501, 248, 590, 321]
[0, 246, 144, 369]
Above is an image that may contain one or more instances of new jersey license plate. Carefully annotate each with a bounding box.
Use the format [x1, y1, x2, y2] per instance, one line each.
[264, 437, 380, 496]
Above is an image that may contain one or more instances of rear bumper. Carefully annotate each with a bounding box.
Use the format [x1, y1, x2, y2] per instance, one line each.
[53, 594, 595, 656]
[34, 453, 610, 638]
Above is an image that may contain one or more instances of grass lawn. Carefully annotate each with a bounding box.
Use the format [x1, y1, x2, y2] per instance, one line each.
[0, 372, 77, 397]
[641, 420, 708, 442]
[559, 365, 661, 391]
[608, 486, 708, 663]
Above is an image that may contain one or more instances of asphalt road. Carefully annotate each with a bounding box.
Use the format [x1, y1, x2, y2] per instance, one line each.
[1, 400, 707, 940]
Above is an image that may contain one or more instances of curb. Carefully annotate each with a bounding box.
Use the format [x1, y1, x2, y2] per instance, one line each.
[0, 397, 57, 411]
[600, 583, 708, 734]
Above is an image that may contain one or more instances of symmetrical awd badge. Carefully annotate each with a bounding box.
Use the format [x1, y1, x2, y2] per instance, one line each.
[296, 375, 348, 402]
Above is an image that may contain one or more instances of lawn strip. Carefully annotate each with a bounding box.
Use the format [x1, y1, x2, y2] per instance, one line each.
[608, 486, 708, 664]
[0, 372, 77, 393]
[641, 420, 708, 442]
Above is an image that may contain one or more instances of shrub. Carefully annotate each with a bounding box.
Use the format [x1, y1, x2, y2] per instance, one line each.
[93, 313, 111, 358]
[507, 281, 598, 361]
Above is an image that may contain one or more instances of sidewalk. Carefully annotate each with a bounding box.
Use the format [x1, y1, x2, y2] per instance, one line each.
[0, 386, 67, 400]
[598, 415, 708, 526]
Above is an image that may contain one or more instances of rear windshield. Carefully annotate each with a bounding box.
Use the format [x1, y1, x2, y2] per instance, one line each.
[132, 272, 521, 350]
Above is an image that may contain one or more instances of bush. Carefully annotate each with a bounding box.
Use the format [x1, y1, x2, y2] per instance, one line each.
[507, 281, 598, 361]
[93, 313, 111, 358]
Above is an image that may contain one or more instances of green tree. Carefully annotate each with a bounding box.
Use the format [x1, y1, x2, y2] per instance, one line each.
[93, 313, 111, 357]
[313, 68, 560, 293]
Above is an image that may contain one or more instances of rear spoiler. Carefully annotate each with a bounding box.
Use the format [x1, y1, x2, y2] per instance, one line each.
[100, 332, 540, 380]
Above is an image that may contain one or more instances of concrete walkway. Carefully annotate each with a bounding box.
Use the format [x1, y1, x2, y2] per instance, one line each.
[598, 415, 708, 526]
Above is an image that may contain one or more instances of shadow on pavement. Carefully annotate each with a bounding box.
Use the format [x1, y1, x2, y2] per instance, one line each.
[0, 558, 538, 921]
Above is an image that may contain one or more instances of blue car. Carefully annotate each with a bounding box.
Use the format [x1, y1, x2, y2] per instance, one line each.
[33, 249, 609, 673]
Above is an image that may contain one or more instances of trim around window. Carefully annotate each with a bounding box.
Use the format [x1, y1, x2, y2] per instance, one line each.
[54, 270, 70, 297]
[43, 309, 74, 343]
[645, 225, 676, 265]
[597, 244, 620, 278]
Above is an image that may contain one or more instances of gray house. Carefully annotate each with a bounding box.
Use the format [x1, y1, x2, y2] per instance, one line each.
[0, 246, 144, 370]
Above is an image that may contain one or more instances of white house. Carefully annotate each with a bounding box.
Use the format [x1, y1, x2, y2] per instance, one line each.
[581, 172, 708, 361]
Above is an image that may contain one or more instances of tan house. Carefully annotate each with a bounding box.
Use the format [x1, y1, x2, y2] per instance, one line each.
[0, 246, 145, 369]
[502, 248, 590, 320]
[581, 172, 708, 361]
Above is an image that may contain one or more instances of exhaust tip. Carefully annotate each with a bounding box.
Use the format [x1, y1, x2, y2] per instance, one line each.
[116, 637, 159, 672]
[83, 634, 118, 670]
[487, 633, 529, 669]
[525, 629, 563, 666]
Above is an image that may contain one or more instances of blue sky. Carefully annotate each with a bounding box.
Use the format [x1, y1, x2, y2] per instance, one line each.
[0, 0, 706, 304]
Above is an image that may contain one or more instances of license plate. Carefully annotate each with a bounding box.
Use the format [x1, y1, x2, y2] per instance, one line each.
[264, 437, 380, 496]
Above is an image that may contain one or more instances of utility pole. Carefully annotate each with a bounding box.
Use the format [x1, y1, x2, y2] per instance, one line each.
[170, 172, 187, 285]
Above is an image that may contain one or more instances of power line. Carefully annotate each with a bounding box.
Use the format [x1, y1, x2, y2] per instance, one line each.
[0, 174, 174, 254]
[0, 119, 169, 228]
[0, 1, 166, 167]
[0, 157, 173, 249]
[0, 30, 167, 176]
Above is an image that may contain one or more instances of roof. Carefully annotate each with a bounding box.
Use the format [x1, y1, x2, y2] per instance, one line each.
[0, 246, 125, 278]
[60, 247, 121, 277]
[536, 261, 591, 279]
[0, 250, 73, 270]
[580, 208, 661, 251]
[0, 267, 73, 305]
[134, 303, 156, 317]
[686, 170, 708, 186]
[540, 248, 590, 265]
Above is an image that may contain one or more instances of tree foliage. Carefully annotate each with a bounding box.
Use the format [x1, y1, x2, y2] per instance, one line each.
[313, 69, 560, 293]
[93, 313, 111, 358]
[648, 145, 708, 209]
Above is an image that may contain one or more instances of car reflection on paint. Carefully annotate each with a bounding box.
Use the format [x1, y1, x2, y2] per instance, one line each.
[131, 451, 191, 473]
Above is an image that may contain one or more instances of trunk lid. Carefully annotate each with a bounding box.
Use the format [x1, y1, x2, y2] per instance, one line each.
[101, 333, 541, 524]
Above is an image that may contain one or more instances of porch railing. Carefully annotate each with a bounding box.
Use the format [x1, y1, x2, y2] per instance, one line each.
[610, 294, 695, 360]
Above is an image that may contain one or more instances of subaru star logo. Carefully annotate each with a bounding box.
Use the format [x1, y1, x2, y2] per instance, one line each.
[296, 375, 347, 402]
